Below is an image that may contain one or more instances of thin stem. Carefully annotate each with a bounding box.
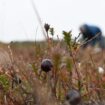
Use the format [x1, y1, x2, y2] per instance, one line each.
[69, 46, 81, 91]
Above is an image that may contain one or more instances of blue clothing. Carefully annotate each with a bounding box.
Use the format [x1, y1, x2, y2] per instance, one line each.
[88, 26, 101, 36]
[82, 24, 101, 39]
[81, 24, 105, 48]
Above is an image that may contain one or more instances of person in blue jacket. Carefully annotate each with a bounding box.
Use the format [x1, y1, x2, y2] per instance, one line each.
[80, 24, 105, 48]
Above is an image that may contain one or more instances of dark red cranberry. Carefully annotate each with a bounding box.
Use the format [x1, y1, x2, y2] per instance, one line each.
[66, 89, 81, 105]
[41, 59, 53, 72]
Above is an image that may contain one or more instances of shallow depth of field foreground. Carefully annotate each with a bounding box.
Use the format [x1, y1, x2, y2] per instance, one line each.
[0, 36, 105, 105]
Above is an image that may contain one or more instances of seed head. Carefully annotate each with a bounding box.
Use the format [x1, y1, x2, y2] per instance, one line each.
[44, 23, 50, 33]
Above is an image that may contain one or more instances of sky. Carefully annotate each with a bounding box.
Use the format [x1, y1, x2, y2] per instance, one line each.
[0, 0, 105, 42]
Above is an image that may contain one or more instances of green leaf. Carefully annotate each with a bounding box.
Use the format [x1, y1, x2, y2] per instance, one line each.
[0, 74, 9, 92]
[63, 31, 72, 47]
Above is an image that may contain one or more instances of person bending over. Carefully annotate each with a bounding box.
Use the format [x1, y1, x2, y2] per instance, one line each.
[80, 24, 105, 48]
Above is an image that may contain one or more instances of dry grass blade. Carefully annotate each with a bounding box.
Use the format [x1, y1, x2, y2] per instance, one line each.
[0, 48, 12, 69]
[30, 0, 47, 39]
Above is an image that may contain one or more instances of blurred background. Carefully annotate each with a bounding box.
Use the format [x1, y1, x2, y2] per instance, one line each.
[0, 0, 105, 42]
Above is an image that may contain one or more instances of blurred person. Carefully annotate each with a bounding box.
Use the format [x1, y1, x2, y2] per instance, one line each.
[80, 24, 105, 49]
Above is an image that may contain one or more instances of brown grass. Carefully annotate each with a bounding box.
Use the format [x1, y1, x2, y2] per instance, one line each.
[0, 41, 104, 105]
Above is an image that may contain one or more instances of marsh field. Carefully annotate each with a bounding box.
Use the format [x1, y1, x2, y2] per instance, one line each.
[0, 38, 105, 105]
